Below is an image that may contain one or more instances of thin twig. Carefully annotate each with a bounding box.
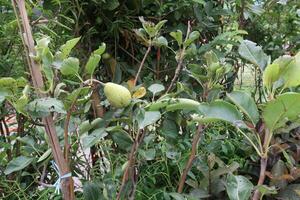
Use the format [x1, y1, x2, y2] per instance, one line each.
[134, 46, 152, 86]
[165, 50, 185, 93]
[117, 130, 145, 200]
[83, 79, 105, 86]
[15, 114, 25, 156]
[2, 118, 12, 161]
[118, 45, 142, 64]
[40, 162, 48, 183]
[64, 100, 77, 162]
[76, 130, 92, 180]
[178, 124, 204, 193]
[166, 21, 191, 94]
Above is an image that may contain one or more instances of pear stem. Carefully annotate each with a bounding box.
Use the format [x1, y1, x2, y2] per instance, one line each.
[83, 79, 105, 87]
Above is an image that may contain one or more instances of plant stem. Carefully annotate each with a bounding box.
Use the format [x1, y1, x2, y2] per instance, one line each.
[177, 125, 204, 193]
[237, 128, 262, 157]
[134, 45, 152, 86]
[0, 118, 12, 162]
[253, 128, 270, 200]
[76, 130, 92, 180]
[91, 85, 104, 118]
[252, 157, 268, 200]
[165, 49, 185, 94]
[117, 130, 145, 200]
[15, 114, 25, 156]
[64, 100, 77, 162]
[83, 78, 105, 86]
[166, 21, 191, 94]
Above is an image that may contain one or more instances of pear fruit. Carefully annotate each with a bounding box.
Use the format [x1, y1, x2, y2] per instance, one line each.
[104, 82, 132, 108]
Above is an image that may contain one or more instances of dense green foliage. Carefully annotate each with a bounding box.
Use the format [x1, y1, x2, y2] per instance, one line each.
[0, 0, 300, 200]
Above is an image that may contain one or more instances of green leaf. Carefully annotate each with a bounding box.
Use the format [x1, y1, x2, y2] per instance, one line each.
[169, 193, 186, 200]
[273, 55, 293, 68]
[4, 156, 33, 175]
[238, 40, 269, 70]
[0, 77, 17, 91]
[211, 162, 240, 180]
[166, 98, 200, 111]
[170, 30, 183, 46]
[17, 136, 35, 149]
[227, 91, 259, 125]
[139, 148, 156, 161]
[139, 17, 156, 38]
[16, 77, 28, 87]
[83, 182, 103, 200]
[60, 57, 80, 76]
[35, 37, 51, 61]
[189, 189, 210, 199]
[38, 148, 52, 163]
[146, 98, 170, 111]
[276, 184, 300, 199]
[14, 94, 29, 114]
[42, 62, 54, 91]
[192, 0, 205, 5]
[27, 97, 66, 117]
[41, 46, 54, 66]
[102, 0, 120, 10]
[153, 36, 168, 47]
[154, 20, 167, 33]
[161, 119, 178, 140]
[194, 101, 244, 126]
[262, 55, 293, 90]
[85, 54, 101, 75]
[65, 87, 89, 108]
[91, 118, 104, 129]
[79, 120, 92, 135]
[93, 43, 106, 55]
[148, 83, 165, 95]
[0, 90, 8, 103]
[226, 174, 253, 200]
[263, 92, 300, 131]
[270, 160, 288, 188]
[111, 130, 133, 151]
[138, 111, 161, 129]
[204, 51, 219, 68]
[60, 37, 81, 59]
[36, 37, 50, 49]
[263, 63, 280, 90]
[204, 51, 221, 75]
[280, 52, 300, 88]
[146, 97, 199, 112]
[85, 43, 106, 76]
[256, 185, 277, 199]
[184, 31, 200, 47]
[133, 28, 148, 42]
[82, 128, 108, 149]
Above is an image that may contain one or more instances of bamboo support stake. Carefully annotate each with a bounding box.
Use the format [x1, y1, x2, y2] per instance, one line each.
[12, 0, 74, 199]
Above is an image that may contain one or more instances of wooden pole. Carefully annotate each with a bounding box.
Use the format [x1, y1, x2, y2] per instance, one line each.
[12, 0, 74, 199]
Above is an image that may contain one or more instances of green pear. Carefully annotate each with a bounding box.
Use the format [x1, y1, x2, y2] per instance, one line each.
[104, 82, 132, 108]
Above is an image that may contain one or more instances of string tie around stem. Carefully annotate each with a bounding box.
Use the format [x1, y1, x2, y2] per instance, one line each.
[51, 160, 72, 194]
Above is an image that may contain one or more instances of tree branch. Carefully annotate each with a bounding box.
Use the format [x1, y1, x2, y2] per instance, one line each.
[117, 130, 145, 200]
[134, 46, 152, 86]
[166, 21, 191, 94]
[178, 124, 204, 193]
